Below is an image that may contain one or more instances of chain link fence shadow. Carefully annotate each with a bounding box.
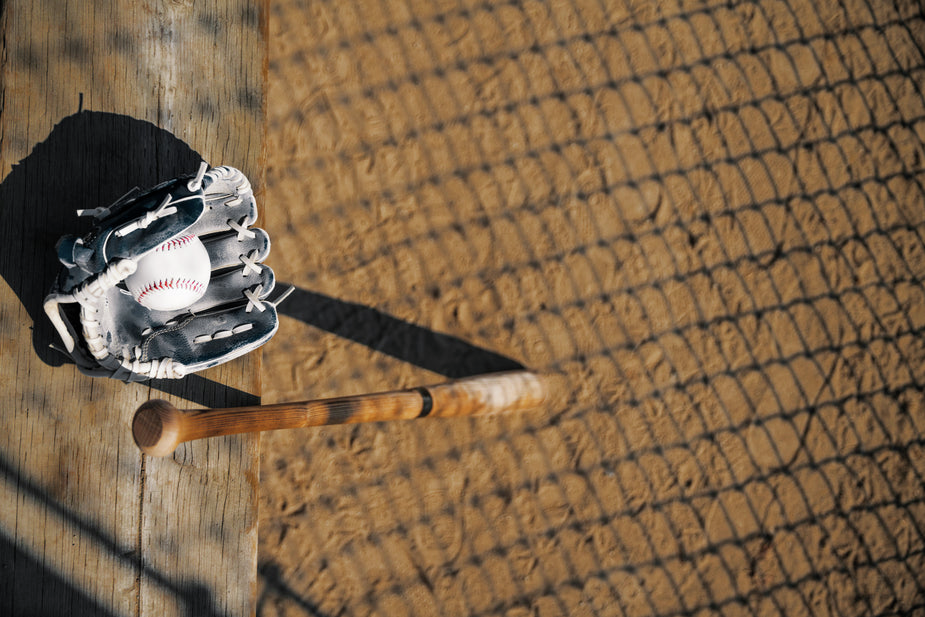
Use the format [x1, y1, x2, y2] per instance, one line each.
[257, 0, 925, 615]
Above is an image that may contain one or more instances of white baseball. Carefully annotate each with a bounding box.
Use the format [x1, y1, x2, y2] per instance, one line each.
[126, 234, 211, 311]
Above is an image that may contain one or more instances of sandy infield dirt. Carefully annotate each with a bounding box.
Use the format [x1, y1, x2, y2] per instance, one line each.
[257, 0, 925, 615]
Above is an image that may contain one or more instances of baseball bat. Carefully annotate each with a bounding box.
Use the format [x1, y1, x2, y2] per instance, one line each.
[133, 370, 549, 456]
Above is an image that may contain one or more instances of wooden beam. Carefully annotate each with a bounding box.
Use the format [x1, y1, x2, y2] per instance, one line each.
[0, 1, 267, 615]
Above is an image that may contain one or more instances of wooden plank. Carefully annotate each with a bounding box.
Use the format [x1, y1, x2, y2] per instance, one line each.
[0, 1, 267, 615]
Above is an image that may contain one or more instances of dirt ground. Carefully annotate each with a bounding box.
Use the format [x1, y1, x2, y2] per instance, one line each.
[256, 0, 925, 615]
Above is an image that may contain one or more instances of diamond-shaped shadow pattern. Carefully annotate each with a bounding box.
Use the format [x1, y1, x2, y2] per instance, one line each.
[258, 1, 925, 616]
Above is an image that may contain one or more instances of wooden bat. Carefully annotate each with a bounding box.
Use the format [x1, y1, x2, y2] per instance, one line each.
[133, 370, 549, 456]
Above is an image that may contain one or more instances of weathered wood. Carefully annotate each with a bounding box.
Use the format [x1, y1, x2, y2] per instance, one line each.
[0, 2, 266, 615]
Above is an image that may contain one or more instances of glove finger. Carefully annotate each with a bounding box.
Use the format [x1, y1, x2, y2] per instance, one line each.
[186, 167, 258, 238]
[101, 179, 205, 266]
[187, 264, 276, 314]
[201, 227, 270, 270]
[135, 303, 280, 374]
[94, 255, 274, 325]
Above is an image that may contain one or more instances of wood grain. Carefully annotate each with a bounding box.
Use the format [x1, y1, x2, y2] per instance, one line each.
[0, 2, 267, 615]
[133, 371, 550, 456]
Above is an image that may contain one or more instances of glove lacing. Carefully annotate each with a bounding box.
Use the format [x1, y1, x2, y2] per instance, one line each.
[73, 260, 185, 379]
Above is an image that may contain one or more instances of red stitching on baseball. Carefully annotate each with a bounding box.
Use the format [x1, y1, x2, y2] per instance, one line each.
[136, 277, 205, 302]
[154, 234, 196, 253]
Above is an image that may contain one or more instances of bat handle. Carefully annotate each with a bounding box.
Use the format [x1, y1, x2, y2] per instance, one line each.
[133, 371, 550, 456]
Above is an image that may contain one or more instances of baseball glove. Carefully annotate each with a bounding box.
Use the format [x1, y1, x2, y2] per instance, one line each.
[43, 163, 289, 381]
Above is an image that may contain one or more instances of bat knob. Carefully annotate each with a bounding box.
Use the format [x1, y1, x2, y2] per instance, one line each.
[133, 400, 184, 457]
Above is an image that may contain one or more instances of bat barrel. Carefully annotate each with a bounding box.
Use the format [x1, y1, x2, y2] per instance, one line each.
[426, 370, 548, 418]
